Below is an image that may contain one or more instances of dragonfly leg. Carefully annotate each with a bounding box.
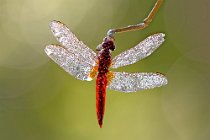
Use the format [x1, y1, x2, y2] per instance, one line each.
[107, 0, 164, 38]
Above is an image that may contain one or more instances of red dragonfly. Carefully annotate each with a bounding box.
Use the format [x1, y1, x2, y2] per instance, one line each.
[45, 0, 167, 128]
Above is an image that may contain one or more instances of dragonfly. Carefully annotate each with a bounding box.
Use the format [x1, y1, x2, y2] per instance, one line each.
[45, 0, 167, 128]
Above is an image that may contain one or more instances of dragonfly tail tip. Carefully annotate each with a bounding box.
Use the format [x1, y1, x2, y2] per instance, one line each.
[99, 124, 103, 128]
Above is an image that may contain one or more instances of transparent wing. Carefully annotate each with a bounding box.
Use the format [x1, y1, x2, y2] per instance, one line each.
[45, 45, 97, 81]
[108, 72, 168, 92]
[111, 33, 165, 68]
[50, 20, 97, 66]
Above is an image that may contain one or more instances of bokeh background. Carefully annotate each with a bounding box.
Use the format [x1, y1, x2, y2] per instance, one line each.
[0, 0, 210, 140]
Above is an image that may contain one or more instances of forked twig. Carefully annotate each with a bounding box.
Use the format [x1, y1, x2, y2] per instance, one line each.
[107, 0, 164, 38]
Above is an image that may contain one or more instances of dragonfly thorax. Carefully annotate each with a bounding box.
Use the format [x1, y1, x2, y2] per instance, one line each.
[96, 37, 115, 74]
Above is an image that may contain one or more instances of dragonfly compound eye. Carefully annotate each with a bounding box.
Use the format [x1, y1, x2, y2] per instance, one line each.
[102, 43, 108, 48]
[109, 44, 115, 51]
[102, 40, 115, 50]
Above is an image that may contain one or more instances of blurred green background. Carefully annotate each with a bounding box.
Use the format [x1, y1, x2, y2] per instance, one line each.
[0, 0, 210, 140]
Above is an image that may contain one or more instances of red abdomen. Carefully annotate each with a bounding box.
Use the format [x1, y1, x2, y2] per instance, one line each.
[96, 39, 114, 128]
[96, 74, 107, 128]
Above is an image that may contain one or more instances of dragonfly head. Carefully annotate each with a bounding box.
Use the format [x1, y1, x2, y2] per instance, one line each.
[102, 37, 115, 51]
[96, 37, 115, 52]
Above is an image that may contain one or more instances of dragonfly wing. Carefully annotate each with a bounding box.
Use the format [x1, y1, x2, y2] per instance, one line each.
[111, 33, 165, 68]
[108, 72, 168, 92]
[50, 20, 97, 66]
[45, 45, 97, 81]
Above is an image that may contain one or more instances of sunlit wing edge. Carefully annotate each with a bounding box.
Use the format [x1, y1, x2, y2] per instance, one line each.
[111, 33, 165, 69]
[50, 20, 97, 66]
[107, 71, 168, 92]
[45, 44, 97, 81]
